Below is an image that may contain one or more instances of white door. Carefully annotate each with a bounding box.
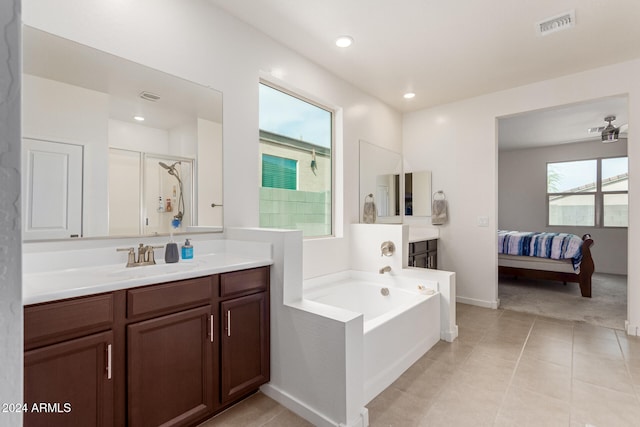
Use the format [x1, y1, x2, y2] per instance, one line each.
[22, 138, 83, 240]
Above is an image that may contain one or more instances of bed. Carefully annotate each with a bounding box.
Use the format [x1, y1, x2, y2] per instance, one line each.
[498, 230, 595, 298]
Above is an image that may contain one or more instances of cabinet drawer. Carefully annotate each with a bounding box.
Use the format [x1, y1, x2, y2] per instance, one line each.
[25, 293, 114, 350]
[220, 267, 269, 298]
[127, 276, 214, 319]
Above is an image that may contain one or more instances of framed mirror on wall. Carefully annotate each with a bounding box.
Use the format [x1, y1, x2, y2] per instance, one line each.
[359, 140, 402, 224]
[21, 26, 224, 240]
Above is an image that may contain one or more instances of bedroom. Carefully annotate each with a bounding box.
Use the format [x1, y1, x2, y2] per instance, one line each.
[497, 96, 628, 328]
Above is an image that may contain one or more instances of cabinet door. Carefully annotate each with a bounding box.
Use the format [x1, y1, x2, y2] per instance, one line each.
[221, 292, 269, 404]
[24, 330, 114, 427]
[127, 306, 214, 427]
[22, 138, 83, 240]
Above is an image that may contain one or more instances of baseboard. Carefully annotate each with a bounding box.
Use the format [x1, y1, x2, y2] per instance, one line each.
[260, 383, 369, 427]
[441, 325, 459, 342]
[456, 296, 500, 309]
[626, 321, 640, 336]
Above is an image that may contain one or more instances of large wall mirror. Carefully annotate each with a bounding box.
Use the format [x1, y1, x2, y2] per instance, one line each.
[404, 170, 432, 217]
[359, 140, 402, 224]
[22, 26, 223, 240]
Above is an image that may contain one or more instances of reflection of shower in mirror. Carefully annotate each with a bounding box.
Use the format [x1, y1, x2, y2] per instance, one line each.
[108, 149, 194, 236]
[158, 161, 185, 226]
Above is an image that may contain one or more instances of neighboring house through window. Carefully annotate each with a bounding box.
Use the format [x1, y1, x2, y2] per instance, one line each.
[547, 156, 628, 227]
[258, 82, 333, 237]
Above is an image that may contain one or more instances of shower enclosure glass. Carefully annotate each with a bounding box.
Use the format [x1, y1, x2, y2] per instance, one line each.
[108, 148, 194, 236]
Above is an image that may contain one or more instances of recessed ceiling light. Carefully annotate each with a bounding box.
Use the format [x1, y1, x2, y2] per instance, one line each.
[335, 36, 354, 48]
[403, 93, 416, 99]
[133, 116, 145, 122]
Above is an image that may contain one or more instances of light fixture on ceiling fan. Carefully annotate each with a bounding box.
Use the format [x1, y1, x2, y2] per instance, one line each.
[601, 115, 620, 143]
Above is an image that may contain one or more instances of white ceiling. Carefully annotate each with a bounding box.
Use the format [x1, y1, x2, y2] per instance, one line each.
[210, 0, 640, 113]
[498, 95, 628, 151]
[210, 0, 638, 148]
[23, 27, 223, 130]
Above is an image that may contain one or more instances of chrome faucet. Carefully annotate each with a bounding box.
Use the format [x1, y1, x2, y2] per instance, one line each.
[117, 243, 163, 267]
[379, 265, 392, 274]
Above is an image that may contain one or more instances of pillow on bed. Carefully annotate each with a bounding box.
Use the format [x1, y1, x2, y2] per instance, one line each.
[498, 230, 583, 269]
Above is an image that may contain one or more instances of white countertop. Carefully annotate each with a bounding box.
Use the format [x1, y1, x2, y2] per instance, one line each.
[23, 252, 272, 305]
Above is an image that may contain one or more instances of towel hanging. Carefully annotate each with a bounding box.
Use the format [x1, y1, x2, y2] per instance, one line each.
[363, 193, 377, 224]
[431, 190, 448, 225]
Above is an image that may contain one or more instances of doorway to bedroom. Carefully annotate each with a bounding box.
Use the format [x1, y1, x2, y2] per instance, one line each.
[497, 95, 629, 330]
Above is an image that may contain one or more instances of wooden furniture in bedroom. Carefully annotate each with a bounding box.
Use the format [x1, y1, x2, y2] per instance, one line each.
[498, 234, 594, 298]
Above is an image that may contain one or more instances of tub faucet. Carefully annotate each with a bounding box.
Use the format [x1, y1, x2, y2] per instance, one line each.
[379, 265, 392, 274]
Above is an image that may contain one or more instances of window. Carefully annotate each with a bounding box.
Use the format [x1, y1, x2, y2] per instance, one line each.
[261, 154, 297, 190]
[547, 157, 628, 227]
[258, 82, 333, 237]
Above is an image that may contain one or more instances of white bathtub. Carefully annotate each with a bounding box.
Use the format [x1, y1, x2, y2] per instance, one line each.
[305, 278, 441, 403]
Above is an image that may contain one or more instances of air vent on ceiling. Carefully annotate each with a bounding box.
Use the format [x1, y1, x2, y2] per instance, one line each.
[536, 10, 575, 36]
[139, 91, 161, 102]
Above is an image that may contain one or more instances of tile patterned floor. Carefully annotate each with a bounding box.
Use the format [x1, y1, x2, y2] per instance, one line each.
[201, 303, 640, 426]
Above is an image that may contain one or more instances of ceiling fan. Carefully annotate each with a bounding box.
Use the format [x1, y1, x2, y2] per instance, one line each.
[588, 115, 628, 143]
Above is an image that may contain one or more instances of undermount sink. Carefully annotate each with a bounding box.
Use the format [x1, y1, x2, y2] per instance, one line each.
[107, 261, 201, 279]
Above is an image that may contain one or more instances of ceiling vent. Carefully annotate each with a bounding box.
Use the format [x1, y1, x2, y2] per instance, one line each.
[139, 91, 161, 102]
[536, 10, 575, 36]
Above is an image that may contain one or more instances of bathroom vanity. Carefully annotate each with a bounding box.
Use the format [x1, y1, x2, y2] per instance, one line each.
[408, 239, 438, 269]
[23, 259, 270, 427]
[407, 227, 439, 269]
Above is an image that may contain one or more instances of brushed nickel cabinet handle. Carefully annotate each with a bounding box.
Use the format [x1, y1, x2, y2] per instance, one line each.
[227, 310, 231, 337]
[107, 344, 112, 380]
[210, 315, 214, 343]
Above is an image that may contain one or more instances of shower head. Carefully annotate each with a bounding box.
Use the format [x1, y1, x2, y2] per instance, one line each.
[158, 161, 181, 177]
[158, 160, 185, 225]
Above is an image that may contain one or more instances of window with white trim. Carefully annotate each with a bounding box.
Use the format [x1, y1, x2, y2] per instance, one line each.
[547, 156, 628, 227]
[258, 82, 333, 237]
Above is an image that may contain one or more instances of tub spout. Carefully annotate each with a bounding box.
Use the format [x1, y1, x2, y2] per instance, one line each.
[379, 265, 392, 274]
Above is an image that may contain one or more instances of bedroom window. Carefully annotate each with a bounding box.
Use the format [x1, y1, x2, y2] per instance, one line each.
[547, 157, 628, 227]
[258, 82, 333, 237]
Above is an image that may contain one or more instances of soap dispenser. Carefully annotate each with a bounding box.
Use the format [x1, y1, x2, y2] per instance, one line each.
[181, 239, 193, 260]
[165, 240, 179, 264]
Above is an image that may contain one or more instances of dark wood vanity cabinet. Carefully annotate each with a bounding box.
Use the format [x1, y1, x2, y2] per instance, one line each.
[219, 267, 270, 405]
[408, 239, 438, 269]
[23, 293, 115, 427]
[221, 292, 269, 404]
[24, 265, 270, 427]
[127, 306, 215, 427]
[24, 330, 114, 427]
[125, 275, 218, 426]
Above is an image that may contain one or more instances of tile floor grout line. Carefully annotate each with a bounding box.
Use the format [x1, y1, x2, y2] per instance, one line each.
[614, 328, 640, 406]
[491, 313, 537, 426]
[568, 318, 575, 426]
[413, 307, 497, 424]
[257, 404, 287, 427]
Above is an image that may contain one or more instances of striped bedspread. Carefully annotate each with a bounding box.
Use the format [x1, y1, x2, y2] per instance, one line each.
[498, 230, 583, 270]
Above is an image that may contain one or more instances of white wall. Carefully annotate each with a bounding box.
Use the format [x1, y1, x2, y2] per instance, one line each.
[109, 119, 170, 154]
[0, 0, 22, 424]
[23, 0, 403, 279]
[23, 74, 110, 236]
[197, 118, 223, 226]
[404, 59, 640, 335]
[499, 139, 628, 275]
